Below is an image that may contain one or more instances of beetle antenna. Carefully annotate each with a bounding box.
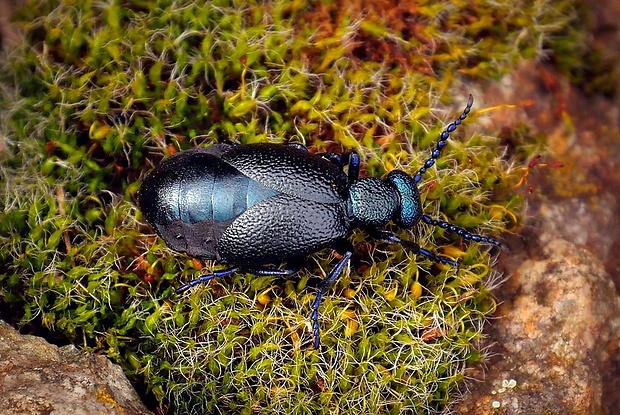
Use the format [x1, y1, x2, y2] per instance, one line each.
[413, 94, 474, 184]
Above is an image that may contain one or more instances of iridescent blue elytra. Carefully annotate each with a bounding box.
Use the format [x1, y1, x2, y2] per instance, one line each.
[138, 94, 506, 349]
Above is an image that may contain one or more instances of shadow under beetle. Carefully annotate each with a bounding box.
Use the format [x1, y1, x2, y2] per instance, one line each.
[138, 94, 505, 349]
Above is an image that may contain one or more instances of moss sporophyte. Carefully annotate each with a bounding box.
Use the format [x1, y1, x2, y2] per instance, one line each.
[0, 0, 585, 412]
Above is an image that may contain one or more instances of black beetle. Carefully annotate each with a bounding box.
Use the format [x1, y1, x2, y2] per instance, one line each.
[138, 95, 505, 348]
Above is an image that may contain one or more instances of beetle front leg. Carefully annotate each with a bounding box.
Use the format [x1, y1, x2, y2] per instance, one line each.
[367, 229, 460, 267]
[311, 250, 353, 349]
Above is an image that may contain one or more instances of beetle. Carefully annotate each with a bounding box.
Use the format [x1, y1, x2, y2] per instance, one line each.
[138, 94, 505, 348]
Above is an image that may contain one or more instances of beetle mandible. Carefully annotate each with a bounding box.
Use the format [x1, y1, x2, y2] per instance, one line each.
[138, 94, 505, 348]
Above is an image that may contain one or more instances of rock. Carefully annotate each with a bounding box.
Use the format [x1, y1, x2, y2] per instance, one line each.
[452, 229, 620, 414]
[0, 0, 23, 50]
[452, 0, 620, 408]
[0, 320, 152, 415]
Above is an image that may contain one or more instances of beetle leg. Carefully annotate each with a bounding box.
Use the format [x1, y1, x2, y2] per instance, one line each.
[175, 267, 240, 294]
[245, 267, 299, 277]
[176, 267, 298, 294]
[319, 151, 360, 183]
[367, 229, 460, 267]
[310, 251, 353, 349]
[318, 151, 344, 165]
[346, 153, 360, 183]
[421, 214, 508, 252]
[288, 143, 360, 182]
[289, 145, 361, 183]
[287, 142, 308, 151]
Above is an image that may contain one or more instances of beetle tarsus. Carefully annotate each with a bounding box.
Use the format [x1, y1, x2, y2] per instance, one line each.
[368, 229, 459, 267]
[416, 246, 460, 267]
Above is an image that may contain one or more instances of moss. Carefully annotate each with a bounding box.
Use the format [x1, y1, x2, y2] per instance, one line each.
[543, 0, 618, 98]
[0, 0, 585, 413]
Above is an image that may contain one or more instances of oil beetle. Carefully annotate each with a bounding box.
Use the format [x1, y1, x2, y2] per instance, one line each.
[138, 95, 505, 348]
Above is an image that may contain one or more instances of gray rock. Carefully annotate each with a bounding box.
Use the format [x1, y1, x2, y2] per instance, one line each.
[0, 320, 152, 415]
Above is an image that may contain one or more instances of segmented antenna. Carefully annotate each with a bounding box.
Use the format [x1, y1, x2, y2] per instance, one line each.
[412, 94, 474, 184]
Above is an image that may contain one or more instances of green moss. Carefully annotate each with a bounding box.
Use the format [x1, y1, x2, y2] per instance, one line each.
[543, 0, 618, 98]
[0, 0, 585, 413]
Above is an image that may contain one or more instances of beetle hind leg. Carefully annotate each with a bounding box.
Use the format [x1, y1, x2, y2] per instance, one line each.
[175, 267, 240, 294]
[175, 267, 298, 294]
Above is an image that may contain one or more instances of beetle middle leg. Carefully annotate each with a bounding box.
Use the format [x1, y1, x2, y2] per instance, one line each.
[310, 250, 354, 349]
[287, 142, 360, 183]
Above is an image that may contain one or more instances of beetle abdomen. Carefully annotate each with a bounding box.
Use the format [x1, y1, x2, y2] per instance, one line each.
[139, 149, 279, 226]
[200, 161, 280, 223]
[139, 148, 280, 259]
